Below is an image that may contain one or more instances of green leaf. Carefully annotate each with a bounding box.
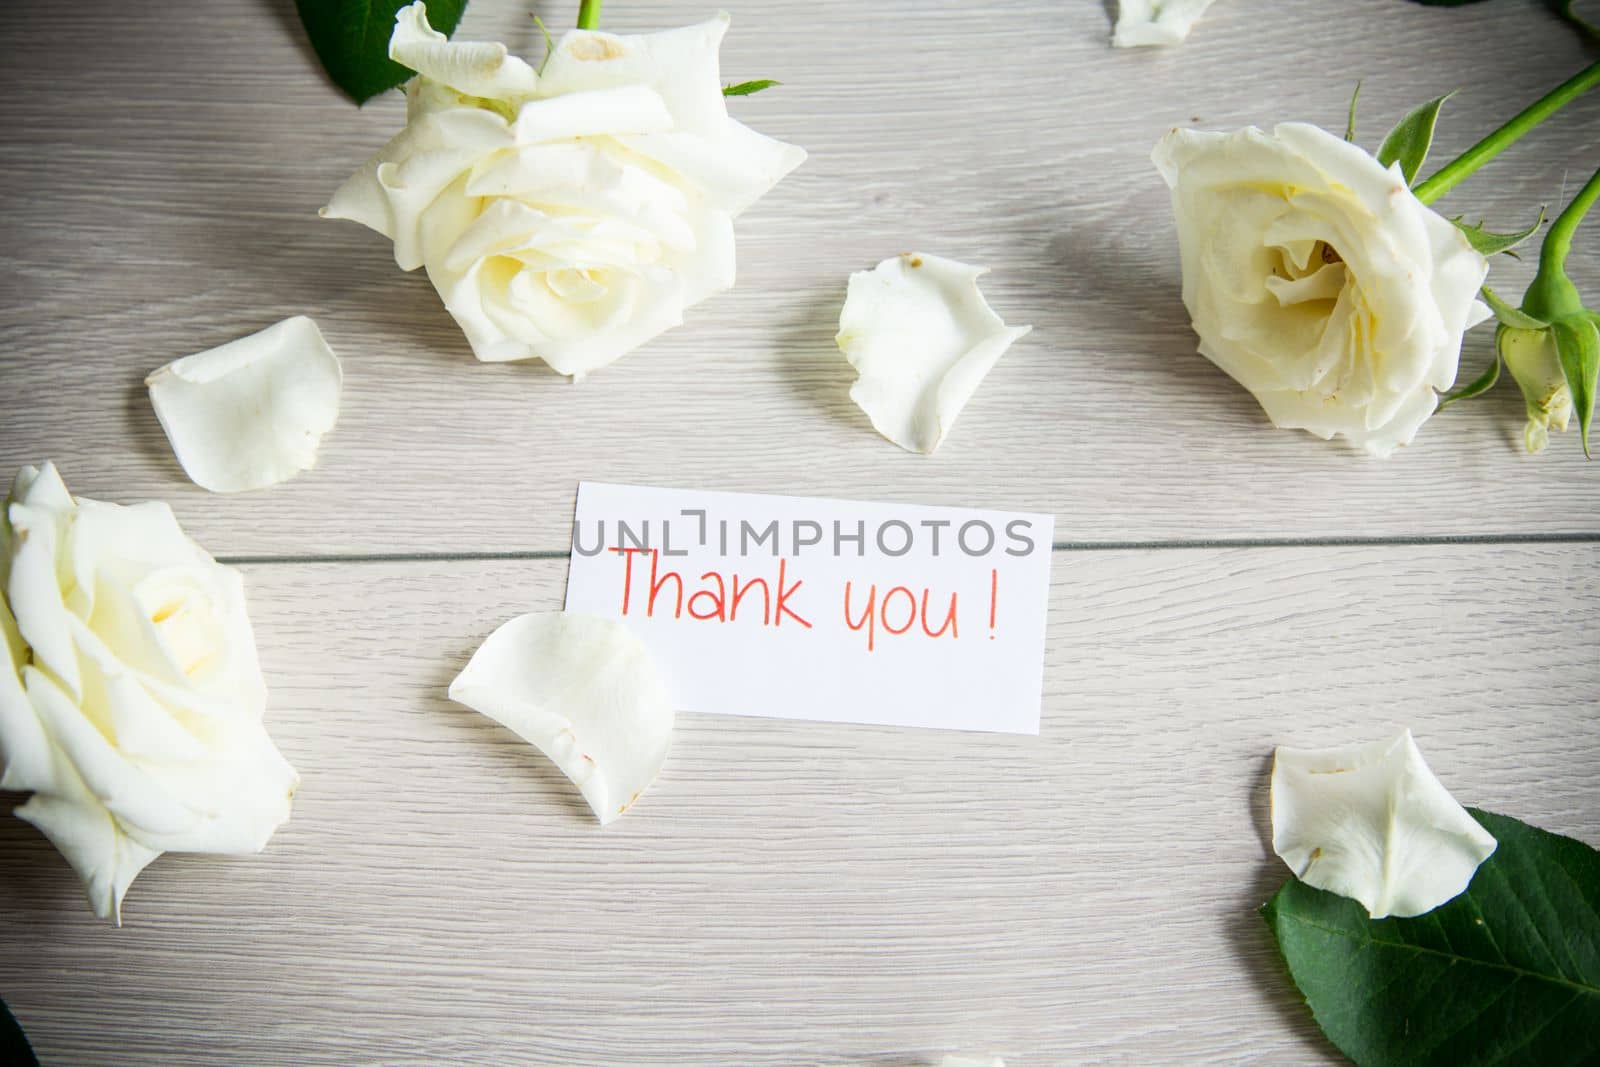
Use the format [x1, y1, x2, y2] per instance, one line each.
[0, 999, 38, 1067]
[1439, 353, 1500, 408]
[1453, 206, 1547, 256]
[1264, 808, 1600, 1067]
[1377, 92, 1454, 186]
[1481, 286, 1548, 330]
[723, 79, 781, 97]
[1410, 0, 1599, 36]
[294, 0, 468, 104]
[1551, 316, 1600, 456]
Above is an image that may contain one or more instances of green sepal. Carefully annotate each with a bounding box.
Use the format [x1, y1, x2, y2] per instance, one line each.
[1551, 315, 1600, 456]
[1480, 286, 1548, 330]
[1453, 206, 1546, 256]
[723, 79, 781, 97]
[1439, 352, 1501, 409]
[533, 15, 555, 76]
[1378, 92, 1454, 186]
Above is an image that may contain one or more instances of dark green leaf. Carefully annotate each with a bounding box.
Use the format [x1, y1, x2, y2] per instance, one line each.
[0, 999, 38, 1067]
[1453, 206, 1547, 256]
[1263, 808, 1600, 1067]
[294, 0, 468, 104]
[723, 79, 781, 97]
[1410, 0, 1599, 36]
[1551, 316, 1599, 456]
[1556, 0, 1600, 36]
[1439, 353, 1500, 408]
[1377, 93, 1454, 186]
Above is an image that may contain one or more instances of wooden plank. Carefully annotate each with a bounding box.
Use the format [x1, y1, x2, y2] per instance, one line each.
[1, 1, 1596, 556]
[1, 544, 1594, 1064]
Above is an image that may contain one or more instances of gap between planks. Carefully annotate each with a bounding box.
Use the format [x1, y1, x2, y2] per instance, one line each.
[217, 531, 1600, 567]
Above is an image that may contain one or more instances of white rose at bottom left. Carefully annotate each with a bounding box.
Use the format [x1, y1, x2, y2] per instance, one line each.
[0, 463, 298, 922]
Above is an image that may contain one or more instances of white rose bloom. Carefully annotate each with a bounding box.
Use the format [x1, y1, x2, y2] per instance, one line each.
[1153, 123, 1491, 457]
[0, 463, 298, 922]
[323, 2, 806, 379]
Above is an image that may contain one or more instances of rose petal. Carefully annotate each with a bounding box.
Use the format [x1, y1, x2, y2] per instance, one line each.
[7, 464, 82, 699]
[1270, 729, 1497, 919]
[1113, 0, 1220, 47]
[389, 1, 539, 101]
[837, 253, 1031, 455]
[322, 106, 514, 271]
[448, 612, 674, 825]
[541, 16, 729, 137]
[15, 790, 162, 924]
[0, 596, 50, 794]
[146, 317, 342, 494]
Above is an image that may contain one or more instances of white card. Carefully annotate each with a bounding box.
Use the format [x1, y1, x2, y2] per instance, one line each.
[564, 483, 1054, 734]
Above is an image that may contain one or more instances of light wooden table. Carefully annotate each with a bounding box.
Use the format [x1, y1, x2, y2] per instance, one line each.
[1, 1, 1596, 1063]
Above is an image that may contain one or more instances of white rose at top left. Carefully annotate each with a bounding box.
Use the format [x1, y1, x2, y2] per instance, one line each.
[323, 2, 806, 379]
[0, 463, 298, 922]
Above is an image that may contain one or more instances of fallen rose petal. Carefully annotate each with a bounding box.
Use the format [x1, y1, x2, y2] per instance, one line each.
[448, 612, 674, 825]
[1113, 0, 1219, 47]
[1271, 729, 1496, 919]
[837, 253, 1031, 455]
[146, 317, 342, 494]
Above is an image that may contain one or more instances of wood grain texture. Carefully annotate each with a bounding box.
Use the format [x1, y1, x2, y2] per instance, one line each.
[1, 547, 1596, 1065]
[0, 0, 1597, 555]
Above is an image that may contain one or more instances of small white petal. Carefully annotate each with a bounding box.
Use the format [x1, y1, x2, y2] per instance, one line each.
[146, 317, 342, 494]
[448, 612, 674, 825]
[837, 253, 1031, 455]
[1113, 0, 1220, 47]
[1271, 730, 1497, 919]
[389, 1, 539, 101]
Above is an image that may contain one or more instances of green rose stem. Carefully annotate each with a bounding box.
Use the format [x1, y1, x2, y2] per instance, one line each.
[1525, 165, 1600, 322]
[1413, 58, 1600, 206]
[576, 0, 603, 30]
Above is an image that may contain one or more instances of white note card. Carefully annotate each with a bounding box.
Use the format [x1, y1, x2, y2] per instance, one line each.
[564, 482, 1055, 734]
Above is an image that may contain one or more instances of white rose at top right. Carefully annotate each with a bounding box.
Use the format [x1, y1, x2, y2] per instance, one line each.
[1153, 123, 1491, 457]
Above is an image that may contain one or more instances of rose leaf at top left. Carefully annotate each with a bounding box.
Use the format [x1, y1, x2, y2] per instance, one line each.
[294, 0, 468, 103]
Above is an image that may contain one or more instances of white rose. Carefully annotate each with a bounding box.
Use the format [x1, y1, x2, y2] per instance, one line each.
[1153, 123, 1491, 456]
[0, 463, 297, 922]
[323, 3, 806, 379]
